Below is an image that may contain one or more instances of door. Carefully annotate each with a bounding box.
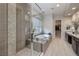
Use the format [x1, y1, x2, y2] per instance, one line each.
[55, 20, 61, 37]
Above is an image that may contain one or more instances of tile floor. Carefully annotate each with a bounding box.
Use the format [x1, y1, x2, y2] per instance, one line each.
[16, 34, 76, 56]
[44, 37, 76, 56]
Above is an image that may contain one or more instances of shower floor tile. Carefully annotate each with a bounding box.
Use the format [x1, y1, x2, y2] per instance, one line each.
[16, 47, 41, 56]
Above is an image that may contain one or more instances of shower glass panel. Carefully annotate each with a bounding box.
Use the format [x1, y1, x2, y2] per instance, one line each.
[31, 3, 45, 56]
[32, 16, 43, 56]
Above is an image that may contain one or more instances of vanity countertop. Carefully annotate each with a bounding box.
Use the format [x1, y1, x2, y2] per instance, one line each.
[65, 30, 79, 39]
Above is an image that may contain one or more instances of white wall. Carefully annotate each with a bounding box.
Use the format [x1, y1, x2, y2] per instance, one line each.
[61, 17, 72, 40]
[43, 15, 73, 39]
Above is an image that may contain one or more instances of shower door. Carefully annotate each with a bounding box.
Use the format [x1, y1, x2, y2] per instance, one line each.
[31, 16, 43, 56]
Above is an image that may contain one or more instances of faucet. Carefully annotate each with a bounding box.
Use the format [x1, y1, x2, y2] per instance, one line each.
[31, 28, 35, 42]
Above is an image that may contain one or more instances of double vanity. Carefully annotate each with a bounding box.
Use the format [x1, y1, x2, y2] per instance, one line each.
[65, 31, 79, 55]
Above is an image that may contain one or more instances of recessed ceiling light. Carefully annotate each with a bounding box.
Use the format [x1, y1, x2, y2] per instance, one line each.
[72, 7, 76, 10]
[68, 13, 71, 16]
[56, 4, 60, 7]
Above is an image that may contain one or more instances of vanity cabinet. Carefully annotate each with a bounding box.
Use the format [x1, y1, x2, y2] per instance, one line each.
[65, 32, 79, 55]
[75, 38, 79, 55]
[65, 33, 72, 44]
[68, 35, 72, 44]
[72, 37, 79, 56]
[77, 41, 79, 55]
[72, 37, 77, 54]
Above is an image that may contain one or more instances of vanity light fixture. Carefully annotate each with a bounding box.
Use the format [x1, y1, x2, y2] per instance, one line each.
[72, 7, 76, 10]
[56, 4, 60, 7]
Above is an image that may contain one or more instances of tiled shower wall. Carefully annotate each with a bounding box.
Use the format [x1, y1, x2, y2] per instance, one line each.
[8, 3, 16, 56]
[0, 3, 8, 56]
[16, 4, 26, 52]
[0, 3, 31, 56]
[16, 4, 31, 53]
[8, 3, 31, 55]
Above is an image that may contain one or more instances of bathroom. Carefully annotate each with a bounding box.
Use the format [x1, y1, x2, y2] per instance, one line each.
[1, 3, 79, 56]
[16, 3, 79, 56]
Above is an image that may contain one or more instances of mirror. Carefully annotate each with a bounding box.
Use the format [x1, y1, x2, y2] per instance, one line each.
[72, 11, 79, 34]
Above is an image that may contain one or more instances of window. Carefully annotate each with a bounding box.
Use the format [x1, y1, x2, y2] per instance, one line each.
[32, 17, 42, 35]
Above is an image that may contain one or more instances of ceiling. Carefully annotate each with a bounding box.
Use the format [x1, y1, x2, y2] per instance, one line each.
[32, 3, 79, 20]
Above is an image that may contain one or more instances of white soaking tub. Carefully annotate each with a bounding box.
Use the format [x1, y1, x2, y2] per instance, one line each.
[35, 34, 50, 41]
[33, 34, 52, 54]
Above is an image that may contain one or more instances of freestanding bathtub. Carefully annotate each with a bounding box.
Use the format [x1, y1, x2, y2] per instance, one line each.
[33, 34, 52, 54]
